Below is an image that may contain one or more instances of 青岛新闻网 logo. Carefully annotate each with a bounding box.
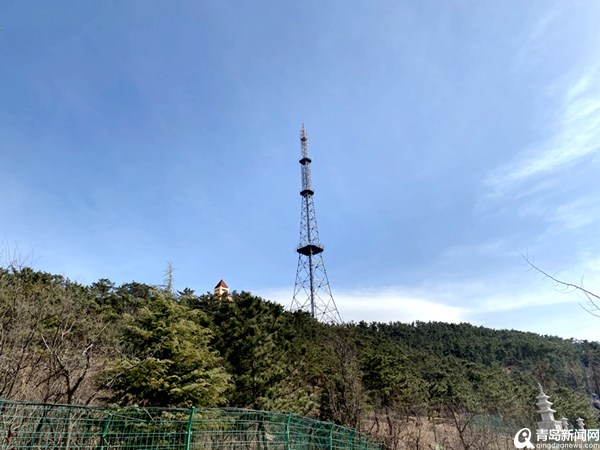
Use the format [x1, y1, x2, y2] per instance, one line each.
[514, 428, 534, 449]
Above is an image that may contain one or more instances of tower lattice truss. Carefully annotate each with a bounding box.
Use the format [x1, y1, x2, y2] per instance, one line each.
[291, 125, 342, 324]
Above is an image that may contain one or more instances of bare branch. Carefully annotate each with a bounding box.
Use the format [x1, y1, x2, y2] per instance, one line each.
[520, 251, 600, 317]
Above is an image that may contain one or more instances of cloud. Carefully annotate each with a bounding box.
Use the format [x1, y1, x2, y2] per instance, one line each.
[549, 196, 600, 229]
[484, 66, 600, 199]
[269, 280, 600, 339]
[335, 289, 468, 324]
[260, 285, 468, 324]
[515, 195, 600, 231]
[257, 277, 587, 326]
[512, 6, 562, 73]
[476, 291, 576, 314]
[440, 239, 514, 260]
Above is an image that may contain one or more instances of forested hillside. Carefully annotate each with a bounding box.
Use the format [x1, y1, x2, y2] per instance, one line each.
[1, 266, 598, 448]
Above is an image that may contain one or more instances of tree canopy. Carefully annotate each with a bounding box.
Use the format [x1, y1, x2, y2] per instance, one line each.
[1, 265, 599, 447]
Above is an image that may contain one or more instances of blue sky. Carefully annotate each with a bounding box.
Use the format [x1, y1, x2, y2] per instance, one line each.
[2, 1, 600, 340]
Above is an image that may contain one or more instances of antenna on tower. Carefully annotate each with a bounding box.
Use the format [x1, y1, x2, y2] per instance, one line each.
[291, 126, 342, 324]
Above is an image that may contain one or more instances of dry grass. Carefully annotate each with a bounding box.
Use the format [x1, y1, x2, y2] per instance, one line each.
[365, 412, 528, 450]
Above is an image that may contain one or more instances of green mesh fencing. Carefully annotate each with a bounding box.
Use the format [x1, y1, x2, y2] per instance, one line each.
[0, 399, 380, 450]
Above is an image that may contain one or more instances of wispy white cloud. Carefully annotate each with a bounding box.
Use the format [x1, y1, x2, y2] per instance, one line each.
[476, 291, 575, 314]
[485, 66, 600, 199]
[287, 280, 600, 338]
[565, 71, 593, 100]
[550, 196, 600, 229]
[257, 276, 589, 326]
[335, 288, 468, 324]
[259, 286, 468, 324]
[517, 196, 600, 230]
[440, 239, 514, 260]
[512, 6, 562, 73]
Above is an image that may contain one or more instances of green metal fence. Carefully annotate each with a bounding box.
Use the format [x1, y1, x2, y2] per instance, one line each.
[0, 399, 380, 450]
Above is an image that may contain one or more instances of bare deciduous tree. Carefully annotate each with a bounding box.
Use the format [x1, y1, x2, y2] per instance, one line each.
[0, 265, 119, 404]
[322, 331, 368, 431]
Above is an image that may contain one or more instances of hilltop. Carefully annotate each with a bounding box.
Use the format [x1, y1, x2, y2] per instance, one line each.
[1, 266, 597, 448]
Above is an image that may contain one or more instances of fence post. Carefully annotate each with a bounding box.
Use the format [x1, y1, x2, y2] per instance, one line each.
[185, 407, 196, 450]
[329, 424, 334, 450]
[350, 429, 355, 450]
[286, 413, 292, 450]
[99, 413, 113, 450]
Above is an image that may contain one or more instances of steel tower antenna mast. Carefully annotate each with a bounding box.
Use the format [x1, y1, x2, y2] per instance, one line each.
[291, 125, 342, 324]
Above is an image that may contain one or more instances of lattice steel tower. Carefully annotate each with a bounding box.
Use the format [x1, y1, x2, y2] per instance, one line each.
[291, 125, 342, 324]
